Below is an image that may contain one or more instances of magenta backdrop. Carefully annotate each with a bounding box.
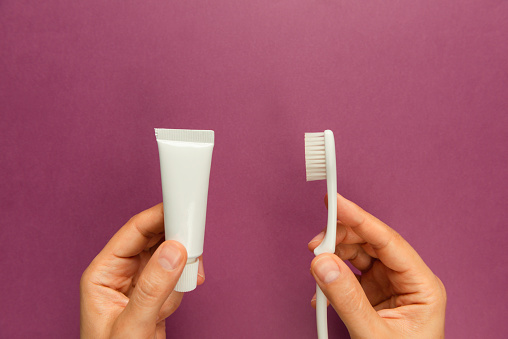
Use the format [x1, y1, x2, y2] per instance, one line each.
[1, 1, 507, 338]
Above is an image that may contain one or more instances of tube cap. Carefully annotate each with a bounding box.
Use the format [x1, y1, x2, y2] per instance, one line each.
[174, 259, 199, 292]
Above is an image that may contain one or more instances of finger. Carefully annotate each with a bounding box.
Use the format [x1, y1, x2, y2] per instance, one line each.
[308, 230, 325, 251]
[157, 254, 204, 320]
[155, 321, 166, 339]
[358, 260, 393, 306]
[308, 222, 364, 252]
[333, 194, 429, 275]
[335, 243, 374, 272]
[340, 223, 365, 244]
[103, 203, 165, 258]
[307, 223, 346, 252]
[373, 298, 394, 311]
[360, 242, 379, 258]
[197, 255, 205, 285]
[311, 254, 387, 338]
[157, 290, 184, 321]
[147, 232, 165, 252]
[372, 280, 444, 312]
[118, 240, 187, 330]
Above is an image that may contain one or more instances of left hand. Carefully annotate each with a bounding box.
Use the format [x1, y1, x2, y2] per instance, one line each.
[80, 203, 205, 338]
[308, 194, 446, 338]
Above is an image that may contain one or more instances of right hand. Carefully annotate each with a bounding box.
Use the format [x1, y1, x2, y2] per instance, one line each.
[308, 194, 446, 338]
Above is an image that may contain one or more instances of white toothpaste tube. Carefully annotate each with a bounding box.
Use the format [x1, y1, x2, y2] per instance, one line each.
[155, 128, 214, 292]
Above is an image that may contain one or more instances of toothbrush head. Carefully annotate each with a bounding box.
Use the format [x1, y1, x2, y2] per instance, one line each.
[304, 132, 326, 181]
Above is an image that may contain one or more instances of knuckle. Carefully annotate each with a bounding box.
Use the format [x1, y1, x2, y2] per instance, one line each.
[349, 247, 359, 261]
[340, 285, 363, 314]
[387, 230, 403, 249]
[435, 275, 447, 303]
[335, 246, 343, 258]
[80, 267, 92, 292]
[328, 277, 362, 314]
[425, 274, 447, 307]
[170, 296, 182, 311]
[127, 215, 137, 227]
[391, 230, 403, 244]
[135, 278, 162, 307]
[129, 215, 157, 239]
[371, 228, 400, 251]
[163, 296, 182, 315]
[335, 224, 347, 243]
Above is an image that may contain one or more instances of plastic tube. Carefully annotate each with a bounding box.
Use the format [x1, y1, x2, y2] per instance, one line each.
[155, 128, 214, 292]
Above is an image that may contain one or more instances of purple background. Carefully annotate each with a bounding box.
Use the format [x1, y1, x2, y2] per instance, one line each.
[1, 1, 507, 338]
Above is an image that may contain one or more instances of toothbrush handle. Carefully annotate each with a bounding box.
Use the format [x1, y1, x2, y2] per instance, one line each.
[314, 183, 336, 339]
[314, 129, 337, 339]
[316, 284, 328, 339]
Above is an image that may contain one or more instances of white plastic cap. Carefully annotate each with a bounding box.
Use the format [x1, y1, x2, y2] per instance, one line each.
[174, 259, 199, 292]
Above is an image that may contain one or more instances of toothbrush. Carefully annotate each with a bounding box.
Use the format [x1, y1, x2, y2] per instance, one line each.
[305, 130, 337, 339]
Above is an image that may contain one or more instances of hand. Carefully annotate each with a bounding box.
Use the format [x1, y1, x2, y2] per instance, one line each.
[308, 194, 446, 338]
[80, 203, 205, 338]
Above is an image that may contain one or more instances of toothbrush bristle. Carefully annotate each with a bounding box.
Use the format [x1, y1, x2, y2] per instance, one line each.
[305, 132, 326, 181]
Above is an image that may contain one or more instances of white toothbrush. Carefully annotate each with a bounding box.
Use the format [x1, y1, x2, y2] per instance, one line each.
[305, 130, 337, 339]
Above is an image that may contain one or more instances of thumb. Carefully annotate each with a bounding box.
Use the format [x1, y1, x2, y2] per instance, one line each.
[311, 254, 386, 338]
[119, 240, 187, 329]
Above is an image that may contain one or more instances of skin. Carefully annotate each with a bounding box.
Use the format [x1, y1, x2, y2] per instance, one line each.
[80, 203, 205, 339]
[308, 194, 446, 338]
[80, 197, 445, 338]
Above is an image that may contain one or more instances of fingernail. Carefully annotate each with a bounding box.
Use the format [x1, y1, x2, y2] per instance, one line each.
[308, 231, 325, 245]
[158, 243, 182, 271]
[313, 256, 340, 284]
